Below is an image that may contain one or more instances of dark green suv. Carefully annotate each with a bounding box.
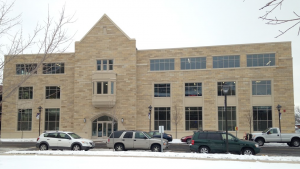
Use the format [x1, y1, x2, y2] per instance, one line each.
[190, 131, 260, 155]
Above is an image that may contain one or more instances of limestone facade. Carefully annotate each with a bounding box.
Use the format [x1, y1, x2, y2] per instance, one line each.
[1, 14, 294, 139]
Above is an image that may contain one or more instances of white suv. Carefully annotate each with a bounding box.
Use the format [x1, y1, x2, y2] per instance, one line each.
[36, 131, 95, 151]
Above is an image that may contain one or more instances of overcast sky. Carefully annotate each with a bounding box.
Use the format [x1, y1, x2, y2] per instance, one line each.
[3, 0, 300, 106]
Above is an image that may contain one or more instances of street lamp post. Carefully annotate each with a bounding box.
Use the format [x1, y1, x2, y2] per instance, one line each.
[148, 105, 152, 132]
[37, 106, 43, 136]
[222, 84, 230, 154]
[276, 104, 282, 132]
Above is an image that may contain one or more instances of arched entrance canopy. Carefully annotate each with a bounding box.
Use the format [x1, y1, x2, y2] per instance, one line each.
[92, 115, 118, 138]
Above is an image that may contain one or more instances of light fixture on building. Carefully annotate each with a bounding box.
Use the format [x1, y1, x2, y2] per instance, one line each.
[121, 118, 124, 123]
[83, 118, 86, 123]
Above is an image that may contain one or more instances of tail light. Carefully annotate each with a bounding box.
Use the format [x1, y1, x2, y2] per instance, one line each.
[108, 138, 110, 143]
[191, 140, 194, 145]
[37, 137, 39, 141]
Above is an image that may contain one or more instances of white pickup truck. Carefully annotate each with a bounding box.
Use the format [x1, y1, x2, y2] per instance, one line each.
[250, 127, 300, 147]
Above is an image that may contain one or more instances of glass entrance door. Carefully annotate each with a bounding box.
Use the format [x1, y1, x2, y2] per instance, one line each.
[98, 123, 102, 137]
[97, 122, 112, 138]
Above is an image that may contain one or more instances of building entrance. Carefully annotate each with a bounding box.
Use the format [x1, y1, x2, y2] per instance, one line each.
[92, 115, 118, 138]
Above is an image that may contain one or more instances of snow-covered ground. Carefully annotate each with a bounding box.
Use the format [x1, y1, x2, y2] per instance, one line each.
[1, 138, 299, 168]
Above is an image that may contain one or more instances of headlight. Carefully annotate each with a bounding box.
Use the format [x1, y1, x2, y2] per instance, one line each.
[252, 135, 255, 138]
[255, 144, 259, 148]
[81, 141, 88, 144]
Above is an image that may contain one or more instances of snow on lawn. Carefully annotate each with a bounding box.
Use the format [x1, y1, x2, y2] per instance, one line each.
[0, 155, 299, 169]
[0, 138, 37, 142]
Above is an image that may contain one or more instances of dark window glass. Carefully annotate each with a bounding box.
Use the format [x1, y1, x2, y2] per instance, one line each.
[43, 63, 65, 74]
[45, 108, 60, 131]
[16, 64, 37, 75]
[217, 82, 236, 96]
[180, 57, 206, 70]
[154, 84, 170, 97]
[253, 106, 272, 131]
[207, 133, 221, 140]
[97, 59, 113, 71]
[198, 133, 207, 139]
[247, 53, 275, 67]
[185, 107, 202, 130]
[213, 55, 240, 69]
[45, 86, 60, 99]
[19, 87, 33, 99]
[123, 132, 133, 138]
[17, 109, 32, 131]
[109, 131, 123, 138]
[218, 106, 236, 131]
[150, 59, 175, 71]
[185, 83, 202, 96]
[252, 80, 271, 95]
[97, 82, 102, 94]
[154, 107, 171, 130]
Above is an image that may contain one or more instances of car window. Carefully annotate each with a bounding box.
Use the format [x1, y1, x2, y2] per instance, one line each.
[144, 132, 152, 138]
[207, 133, 222, 140]
[110, 131, 123, 138]
[271, 128, 278, 134]
[222, 134, 236, 141]
[148, 132, 154, 137]
[197, 133, 207, 139]
[123, 132, 133, 138]
[44, 133, 58, 138]
[135, 132, 147, 139]
[58, 133, 71, 139]
[68, 133, 81, 139]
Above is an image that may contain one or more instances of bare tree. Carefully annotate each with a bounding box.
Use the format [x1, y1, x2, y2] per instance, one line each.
[295, 106, 300, 124]
[0, 1, 75, 105]
[172, 104, 183, 139]
[245, 108, 253, 135]
[258, 0, 300, 38]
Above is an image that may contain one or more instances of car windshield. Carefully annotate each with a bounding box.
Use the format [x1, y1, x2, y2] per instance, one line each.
[144, 132, 152, 138]
[262, 128, 271, 133]
[68, 133, 81, 139]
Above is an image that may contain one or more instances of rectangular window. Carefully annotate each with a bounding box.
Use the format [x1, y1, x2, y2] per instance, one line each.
[45, 108, 60, 130]
[16, 64, 37, 75]
[45, 86, 60, 99]
[213, 55, 240, 68]
[185, 107, 202, 130]
[218, 106, 236, 131]
[97, 59, 113, 71]
[252, 80, 271, 95]
[185, 83, 202, 96]
[247, 53, 275, 67]
[111, 82, 114, 94]
[217, 82, 236, 96]
[154, 107, 171, 130]
[19, 87, 33, 99]
[97, 82, 108, 94]
[154, 84, 170, 97]
[181, 57, 206, 70]
[43, 63, 65, 74]
[17, 109, 32, 131]
[150, 59, 174, 71]
[253, 106, 272, 131]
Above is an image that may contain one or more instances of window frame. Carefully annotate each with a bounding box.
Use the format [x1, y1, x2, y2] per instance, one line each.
[253, 106, 272, 131]
[185, 107, 203, 131]
[16, 63, 37, 75]
[17, 109, 32, 131]
[252, 80, 272, 95]
[247, 53, 275, 67]
[45, 86, 61, 99]
[217, 81, 236, 96]
[185, 83, 202, 97]
[213, 55, 240, 69]
[96, 59, 114, 71]
[218, 106, 237, 131]
[44, 108, 60, 131]
[180, 57, 206, 70]
[94, 81, 115, 95]
[19, 87, 33, 99]
[154, 107, 171, 130]
[150, 59, 175, 71]
[43, 63, 65, 74]
[154, 83, 171, 97]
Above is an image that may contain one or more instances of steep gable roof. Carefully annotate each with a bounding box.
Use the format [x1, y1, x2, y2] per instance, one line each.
[78, 14, 135, 42]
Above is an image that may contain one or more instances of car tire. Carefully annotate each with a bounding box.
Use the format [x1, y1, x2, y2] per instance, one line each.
[198, 146, 210, 154]
[114, 144, 125, 151]
[39, 144, 48, 151]
[291, 139, 300, 147]
[287, 142, 293, 147]
[256, 138, 264, 146]
[186, 139, 191, 144]
[242, 148, 254, 155]
[151, 144, 161, 152]
[72, 144, 81, 151]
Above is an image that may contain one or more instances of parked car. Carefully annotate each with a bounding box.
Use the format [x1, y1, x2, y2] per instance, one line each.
[249, 127, 300, 147]
[36, 131, 95, 151]
[181, 135, 193, 144]
[106, 130, 169, 152]
[148, 131, 173, 142]
[190, 130, 260, 155]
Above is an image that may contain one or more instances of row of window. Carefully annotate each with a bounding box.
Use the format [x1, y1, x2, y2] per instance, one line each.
[155, 80, 271, 97]
[19, 86, 60, 99]
[150, 53, 275, 71]
[16, 63, 65, 75]
[17, 106, 271, 131]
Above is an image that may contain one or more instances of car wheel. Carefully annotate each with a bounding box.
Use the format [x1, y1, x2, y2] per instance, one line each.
[256, 138, 264, 146]
[39, 144, 48, 151]
[287, 142, 293, 147]
[72, 144, 81, 151]
[198, 146, 210, 154]
[242, 148, 254, 155]
[151, 144, 161, 152]
[291, 139, 300, 147]
[114, 144, 125, 151]
[186, 139, 191, 144]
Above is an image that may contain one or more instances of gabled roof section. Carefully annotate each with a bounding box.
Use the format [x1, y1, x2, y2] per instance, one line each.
[78, 14, 135, 42]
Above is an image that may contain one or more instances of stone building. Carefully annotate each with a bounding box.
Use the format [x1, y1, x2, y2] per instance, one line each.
[1, 14, 294, 139]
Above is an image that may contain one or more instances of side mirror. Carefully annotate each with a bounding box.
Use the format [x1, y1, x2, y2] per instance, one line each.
[267, 131, 271, 134]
